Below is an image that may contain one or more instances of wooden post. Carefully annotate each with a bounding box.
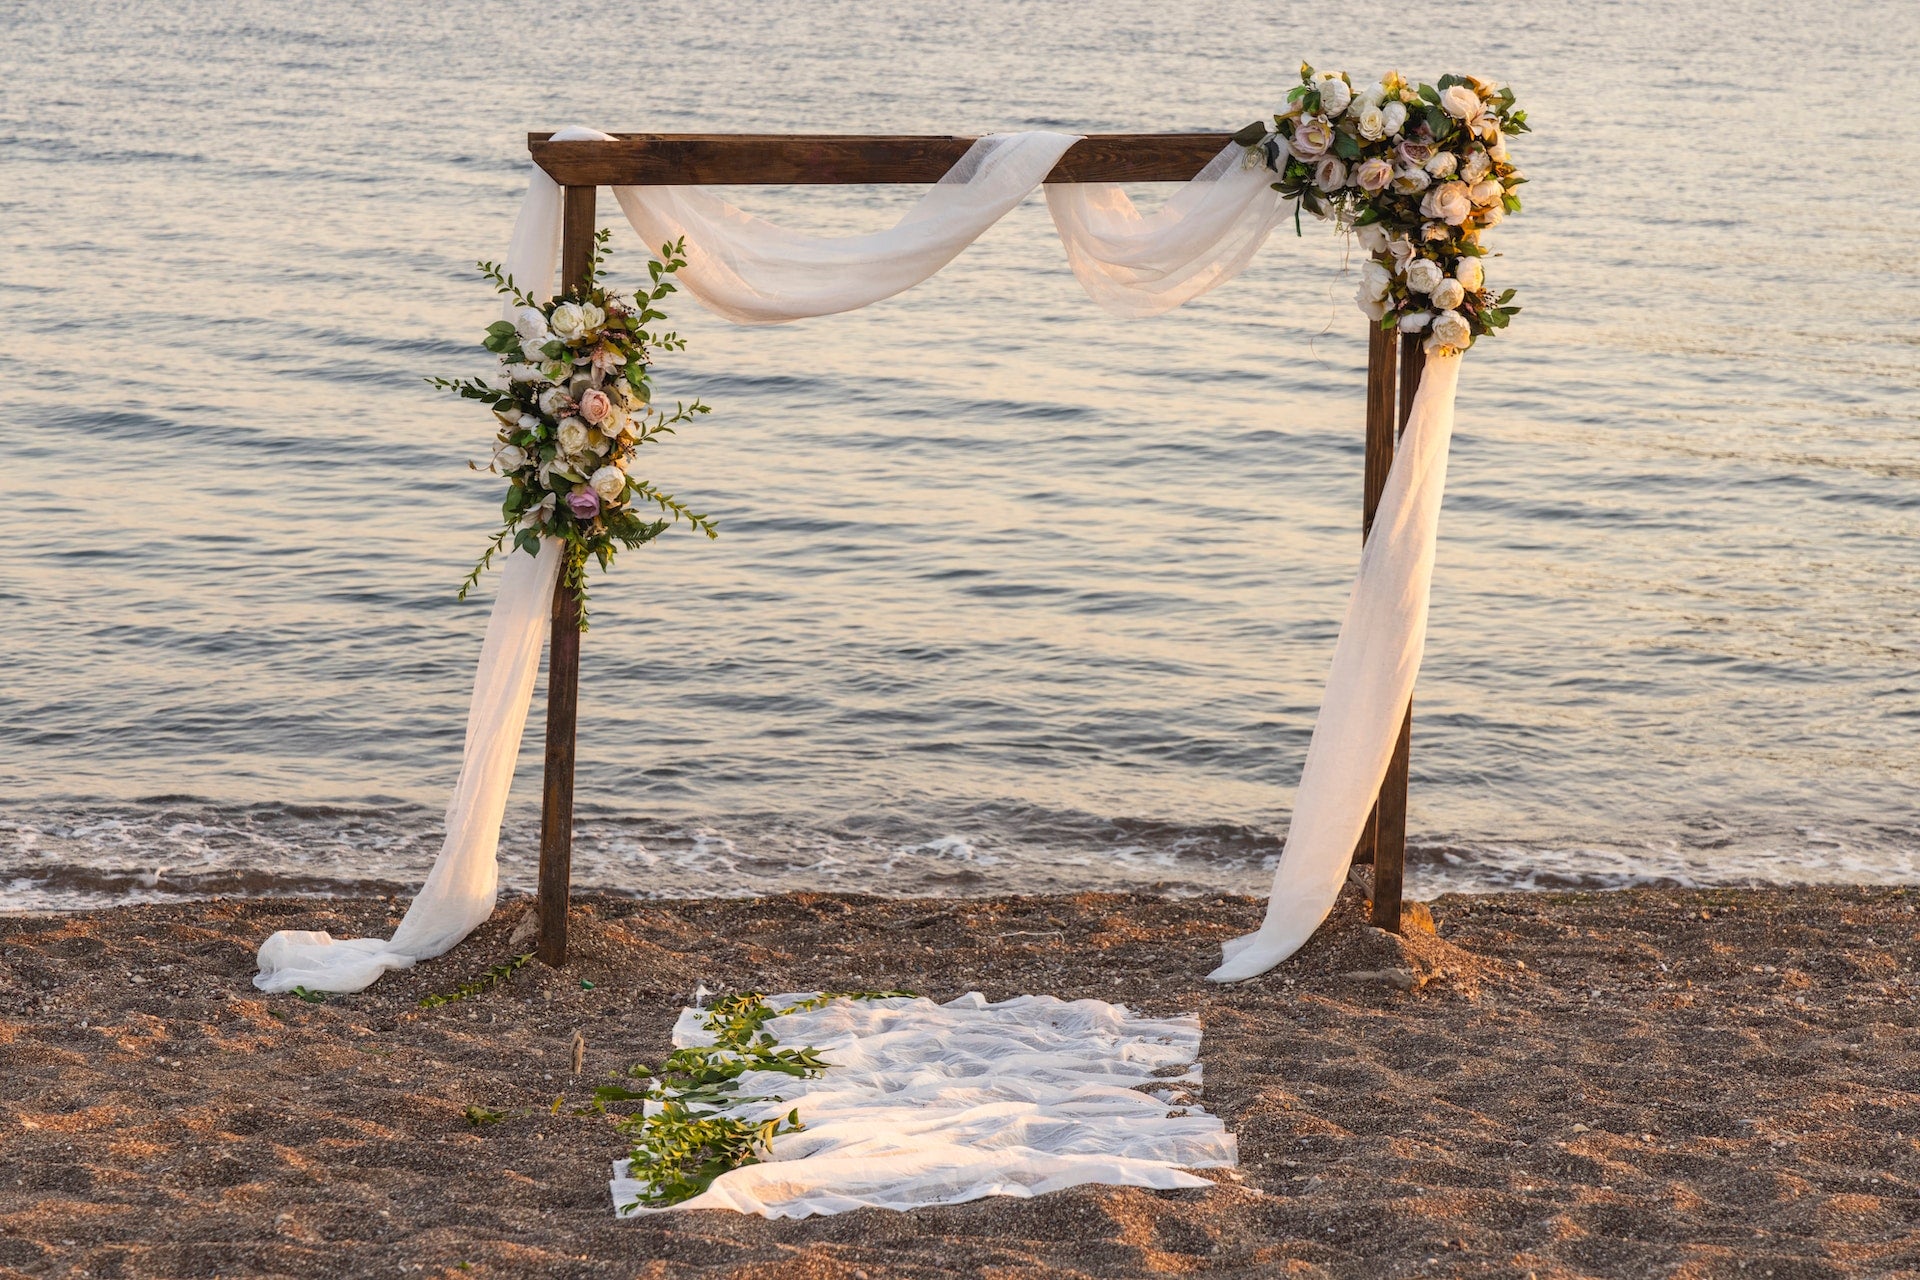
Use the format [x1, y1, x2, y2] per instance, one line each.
[1367, 335, 1426, 931]
[536, 184, 598, 968]
[1351, 320, 1399, 872]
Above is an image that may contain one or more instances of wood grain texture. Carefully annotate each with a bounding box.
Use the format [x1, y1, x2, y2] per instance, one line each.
[536, 186, 598, 968]
[1367, 333, 1429, 932]
[1350, 319, 1400, 872]
[1370, 706, 1412, 931]
[526, 133, 1241, 186]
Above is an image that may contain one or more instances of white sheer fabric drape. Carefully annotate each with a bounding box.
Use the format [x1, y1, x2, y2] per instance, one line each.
[1044, 142, 1286, 317]
[256, 124, 1457, 993]
[1210, 354, 1459, 980]
[251, 189, 571, 993]
[607, 130, 1079, 324]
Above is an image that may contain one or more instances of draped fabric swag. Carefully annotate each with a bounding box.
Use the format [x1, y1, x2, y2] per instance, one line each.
[254, 126, 1459, 994]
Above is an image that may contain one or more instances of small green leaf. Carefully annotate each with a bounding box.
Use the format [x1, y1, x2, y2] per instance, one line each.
[1230, 119, 1269, 147]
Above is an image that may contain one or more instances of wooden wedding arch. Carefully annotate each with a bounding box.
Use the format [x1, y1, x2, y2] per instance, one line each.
[524, 132, 1424, 965]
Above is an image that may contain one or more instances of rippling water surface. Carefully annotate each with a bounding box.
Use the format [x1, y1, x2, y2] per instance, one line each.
[3, 0, 1917, 910]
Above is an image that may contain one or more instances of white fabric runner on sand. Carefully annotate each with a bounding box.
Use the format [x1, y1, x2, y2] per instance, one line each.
[255, 124, 1459, 994]
[610, 993, 1236, 1218]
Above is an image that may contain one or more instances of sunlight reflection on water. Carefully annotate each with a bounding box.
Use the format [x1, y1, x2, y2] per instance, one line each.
[0, 0, 1915, 907]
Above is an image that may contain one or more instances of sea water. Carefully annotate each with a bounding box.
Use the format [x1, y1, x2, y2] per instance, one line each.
[2, 0, 1916, 909]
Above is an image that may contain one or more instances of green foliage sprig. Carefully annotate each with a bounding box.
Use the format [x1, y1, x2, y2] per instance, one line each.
[419, 952, 533, 1008]
[1245, 65, 1528, 354]
[430, 233, 717, 627]
[597, 990, 915, 1209]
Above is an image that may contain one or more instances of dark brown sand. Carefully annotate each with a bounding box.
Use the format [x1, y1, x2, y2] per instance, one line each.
[3, 885, 1919, 1279]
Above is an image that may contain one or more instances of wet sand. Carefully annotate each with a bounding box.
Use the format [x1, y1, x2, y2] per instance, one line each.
[3, 885, 1918, 1278]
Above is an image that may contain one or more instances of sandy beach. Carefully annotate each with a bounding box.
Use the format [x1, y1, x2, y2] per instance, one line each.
[3, 885, 1917, 1278]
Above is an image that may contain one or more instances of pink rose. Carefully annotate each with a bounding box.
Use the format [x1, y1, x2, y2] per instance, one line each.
[1395, 139, 1433, 167]
[1287, 115, 1335, 160]
[577, 387, 612, 425]
[1354, 156, 1394, 193]
[566, 489, 601, 520]
[1312, 156, 1348, 192]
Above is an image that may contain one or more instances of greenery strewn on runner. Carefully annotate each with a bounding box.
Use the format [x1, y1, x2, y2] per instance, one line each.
[587, 991, 914, 1209]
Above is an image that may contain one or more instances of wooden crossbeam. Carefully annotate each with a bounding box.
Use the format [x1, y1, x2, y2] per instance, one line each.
[527, 132, 1238, 186]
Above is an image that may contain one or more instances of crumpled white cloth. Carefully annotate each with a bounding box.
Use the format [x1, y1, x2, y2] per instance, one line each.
[611, 992, 1235, 1218]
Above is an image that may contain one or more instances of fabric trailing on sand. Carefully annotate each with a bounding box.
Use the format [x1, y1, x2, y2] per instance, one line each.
[610, 992, 1236, 1218]
[254, 124, 1457, 993]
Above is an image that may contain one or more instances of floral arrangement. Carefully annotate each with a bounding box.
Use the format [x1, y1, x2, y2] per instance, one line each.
[1238, 65, 1528, 356]
[431, 232, 716, 625]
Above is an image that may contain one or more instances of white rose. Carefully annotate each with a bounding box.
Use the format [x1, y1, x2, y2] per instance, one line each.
[1318, 77, 1352, 117]
[1390, 166, 1431, 196]
[1469, 179, 1503, 208]
[1487, 135, 1510, 164]
[494, 444, 528, 472]
[1288, 115, 1335, 159]
[1356, 104, 1386, 141]
[1439, 84, 1484, 121]
[1476, 204, 1506, 228]
[1397, 311, 1433, 333]
[537, 386, 571, 417]
[1354, 156, 1394, 193]
[1423, 220, 1452, 242]
[1424, 151, 1458, 178]
[1421, 180, 1473, 226]
[1428, 309, 1473, 351]
[1404, 257, 1445, 294]
[1454, 258, 1485, 290]
[1359, 259, 1392, 302]
[1381, 101, 1408, 135]
[1355, 222, 1390, 254]
[548, 302, 587, 342]
[589, 465, 627, 502]
[1462, 149, 1492, 182]
[1429, 278, 1466, 310]
[507, 362, 541, 383]
[1355, 282, 1387, 322]
[578, 302, 606, 334]
[556, 418, 590, 454]
[513, 306, 551, 348]
[1313, 156, 1348, 192]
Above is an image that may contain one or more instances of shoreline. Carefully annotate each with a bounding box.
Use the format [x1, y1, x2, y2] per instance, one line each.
[4, 886, 1918, 1277]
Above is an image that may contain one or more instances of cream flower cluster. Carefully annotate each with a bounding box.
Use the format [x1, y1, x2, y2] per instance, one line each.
[1250, 65, 1529, 355]
[433, 236, 715, 620]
